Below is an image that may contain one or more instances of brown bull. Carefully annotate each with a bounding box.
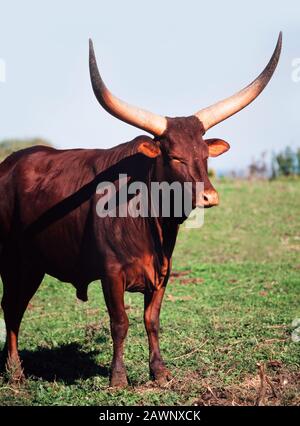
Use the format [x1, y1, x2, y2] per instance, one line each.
[0, 34, 281, 386]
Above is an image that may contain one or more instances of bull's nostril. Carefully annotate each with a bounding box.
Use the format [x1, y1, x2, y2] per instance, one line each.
[197, 190, 219, 207]
[202, 190, 219, 207]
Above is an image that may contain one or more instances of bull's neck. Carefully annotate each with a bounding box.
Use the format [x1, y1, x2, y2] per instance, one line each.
[150, 155, 181, 225]
[148, 155, 179, 259]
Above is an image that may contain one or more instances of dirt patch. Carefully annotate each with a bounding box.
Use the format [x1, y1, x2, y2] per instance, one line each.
[170, 270, 191, 278]
[193, 363, 300, 406]
[294, 265, 300, 271]
[178, 278, 205, 285]
[170, 270, 205, 285]
[167, 294, 193, 302]
[84, 322, 101, 341]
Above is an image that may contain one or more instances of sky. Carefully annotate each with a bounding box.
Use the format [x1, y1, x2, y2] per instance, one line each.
[0, 0, 299, 172]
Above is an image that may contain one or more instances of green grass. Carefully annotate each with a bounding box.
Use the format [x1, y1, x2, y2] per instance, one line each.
[0, 179, 299, 405]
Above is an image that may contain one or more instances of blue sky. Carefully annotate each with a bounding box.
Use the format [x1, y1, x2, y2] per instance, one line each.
[0, 0, 299, 172]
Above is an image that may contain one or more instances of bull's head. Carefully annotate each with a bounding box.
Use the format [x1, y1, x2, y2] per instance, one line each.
[89, 33, 282, 208]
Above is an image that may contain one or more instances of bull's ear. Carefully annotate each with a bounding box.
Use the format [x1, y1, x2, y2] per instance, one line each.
[137, 140, 161, 158]
[205, 138, 230, 157]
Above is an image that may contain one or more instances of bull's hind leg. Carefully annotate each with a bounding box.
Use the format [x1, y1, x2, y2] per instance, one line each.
[101, 274, 129, 388]
[144, 285, 171, 385]
[1, 265, 44, 381]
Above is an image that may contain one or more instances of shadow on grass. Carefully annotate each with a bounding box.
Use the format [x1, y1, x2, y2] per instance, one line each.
[19, 342, 109, 384]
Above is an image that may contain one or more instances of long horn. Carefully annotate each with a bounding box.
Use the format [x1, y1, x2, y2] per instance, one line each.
[89, 39, 167, 136]
[195, 32, 282, 131]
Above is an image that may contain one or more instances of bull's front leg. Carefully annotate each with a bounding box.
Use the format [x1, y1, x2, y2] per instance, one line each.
[144, 285, 171, 385]
[101, 274, 129, 388]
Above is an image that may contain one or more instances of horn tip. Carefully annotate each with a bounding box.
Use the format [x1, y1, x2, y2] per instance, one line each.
[89, 39, 96, 63]
[276, 32, 283, 58]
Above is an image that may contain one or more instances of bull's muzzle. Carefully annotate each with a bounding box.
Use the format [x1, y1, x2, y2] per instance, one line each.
[197, 189, 219, 208]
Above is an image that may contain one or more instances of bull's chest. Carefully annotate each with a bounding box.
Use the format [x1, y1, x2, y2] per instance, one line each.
[123, 253, 170, 293]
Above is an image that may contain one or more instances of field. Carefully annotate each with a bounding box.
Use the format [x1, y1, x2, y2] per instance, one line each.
[0, 179, 299, 406]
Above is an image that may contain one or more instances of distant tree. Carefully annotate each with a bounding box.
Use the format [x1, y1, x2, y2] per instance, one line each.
[272, 146, 297, 177]
[296, 148, 300, 175]
[0, 138, 52, 162]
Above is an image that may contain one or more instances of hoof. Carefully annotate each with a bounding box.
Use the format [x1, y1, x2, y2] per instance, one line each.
[5, 356, 25, 383]
[110, 371, 128, 388]
[151, 366, 172, 385]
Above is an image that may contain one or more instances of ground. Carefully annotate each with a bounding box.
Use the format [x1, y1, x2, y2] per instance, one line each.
[0, 179, 299, 405]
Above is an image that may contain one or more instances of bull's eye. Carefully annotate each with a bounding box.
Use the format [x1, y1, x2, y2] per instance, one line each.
[170, 157, 186, 164]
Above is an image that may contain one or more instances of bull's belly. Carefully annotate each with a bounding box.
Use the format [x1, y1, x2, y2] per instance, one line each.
[33, 232, 103, 286]
[23, 222, 164, 299]
[43, 261, 149, 301]
[34, 242, 151, 295]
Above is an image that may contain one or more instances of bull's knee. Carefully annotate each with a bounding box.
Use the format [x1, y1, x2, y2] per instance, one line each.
[111, 316, 129, 341]
[146, 317, 159, 336]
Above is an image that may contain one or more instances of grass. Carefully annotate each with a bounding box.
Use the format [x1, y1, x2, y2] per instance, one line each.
[0, 179, 299, 405]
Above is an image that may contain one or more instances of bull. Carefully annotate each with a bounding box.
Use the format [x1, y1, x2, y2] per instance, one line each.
[0, 33, 281, 386]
